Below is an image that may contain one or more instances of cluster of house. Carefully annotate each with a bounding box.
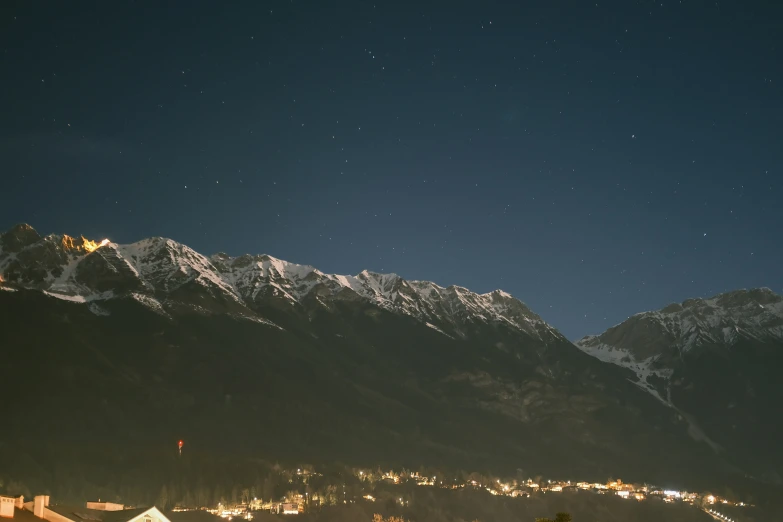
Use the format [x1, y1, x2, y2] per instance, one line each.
[0, 495, 312, 522]
[0, 495, 218, 522]
[208, 469, 321, 519]
[208, 499, 303, 519]
[203, 467, 751, 519]
[8, 465, 749, 522]
[200, 466, 754, 519]
[352, 469, 749, 510]
[0, 496, 163, 522]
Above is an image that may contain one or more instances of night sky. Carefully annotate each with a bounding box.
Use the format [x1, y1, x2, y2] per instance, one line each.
[1, 1, 781, 340]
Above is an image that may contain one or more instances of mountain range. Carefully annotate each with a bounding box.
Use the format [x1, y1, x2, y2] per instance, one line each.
[1, 223, 781, 504]
[0, 224, 558, 342]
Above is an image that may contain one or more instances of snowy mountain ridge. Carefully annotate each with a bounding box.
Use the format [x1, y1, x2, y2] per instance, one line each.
[575, 288, 783, 403]
[0, 223, 556, 340]
[577, 288, 783, 352]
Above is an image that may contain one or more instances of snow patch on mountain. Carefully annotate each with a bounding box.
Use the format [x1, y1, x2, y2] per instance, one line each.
[43, 290, 115, 303]
[43, 291, 87, 303]
[232, 313, 285, 330]
[576, 336, 721, 451]
[576, 288, 783, 394]
[575, 336, 673, 403]
[129, 293, 170, 318]
[0, 252, 13, 273]
[47, 253, 86, 295]
[88, 302, 110, 316]
[119, 239, 242, 302]
[425, 322, 455, 339]
[213, 251, 555, 338]
[576, 289, 782, 452]
[578, 288, 783, 361]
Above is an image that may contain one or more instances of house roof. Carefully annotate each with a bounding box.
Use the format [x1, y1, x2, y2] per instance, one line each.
[45, 506, 157, 522]
[99, 508, 152, 522]
[45, 505, 106, 522]
[166, 511, 222, 522]
[13, 508, 44, 522]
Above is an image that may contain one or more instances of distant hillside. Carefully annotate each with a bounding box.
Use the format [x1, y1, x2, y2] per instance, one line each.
[577, 288, 783, 485]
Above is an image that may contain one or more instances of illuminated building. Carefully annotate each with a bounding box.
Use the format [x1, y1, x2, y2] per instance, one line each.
[86, 503, 125, 512]
[22, 497, 171, 522]
[1, 496, 16, 518]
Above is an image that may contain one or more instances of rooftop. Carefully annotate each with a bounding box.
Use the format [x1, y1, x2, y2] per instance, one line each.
[46, 506, 153, 522]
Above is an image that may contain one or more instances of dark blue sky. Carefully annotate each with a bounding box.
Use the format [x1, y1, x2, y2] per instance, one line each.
[1, 1, 781, 339]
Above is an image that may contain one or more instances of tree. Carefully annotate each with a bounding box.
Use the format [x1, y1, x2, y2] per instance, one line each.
[196, 486, 211, 507]
[536, 513, 571, 522]
[372, 515, 407, 522]
[262, 475, 275, 501]
[156, 485, 169, 510]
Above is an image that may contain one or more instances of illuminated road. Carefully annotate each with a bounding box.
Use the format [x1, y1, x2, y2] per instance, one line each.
[703, 507, 742, 522]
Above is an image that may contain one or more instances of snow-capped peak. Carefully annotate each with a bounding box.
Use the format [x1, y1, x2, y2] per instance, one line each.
[212, 251, 551, 337]
[0, 224, 554, 339]
[575, 288, 783, 403]
[579, 288, 783, 356]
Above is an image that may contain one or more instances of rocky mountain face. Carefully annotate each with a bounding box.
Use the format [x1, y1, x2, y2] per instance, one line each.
[576, 289, 783, 484]
[0, 223, 764, 499]
[0, 224, 559, 342]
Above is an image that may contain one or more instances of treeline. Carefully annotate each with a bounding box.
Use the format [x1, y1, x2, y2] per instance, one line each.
[2, 458, 774, 522]
[251, 488, 711, 522]
[1, 454, 537, 508]
[3, 468, 769, 522]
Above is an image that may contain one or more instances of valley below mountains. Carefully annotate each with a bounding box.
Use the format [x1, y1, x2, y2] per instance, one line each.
[1, 223, 781, 507]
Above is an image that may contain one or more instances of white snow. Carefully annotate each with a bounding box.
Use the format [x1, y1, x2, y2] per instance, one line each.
[212, 253, 545, 334]
[581, 289, 783, 361]
[577, 336, 721, 450]
[88, 302, 110, 316]
[129, 293, 170, 318]
[3, 228, 560, 338]
[47, 254, 85, 294]
[207, 251, 551, 338]
[119, 239, 243, 302]
[576, 338, 673, 402]
[576, 337, 635, 366]
[425, 322, 455, 339]
[0, 251, 17, 274]
[44, 291, 87, 303]
[576, 288, 783, 452]
[44, 290, 114, 303]
[231, 313, 284, 330]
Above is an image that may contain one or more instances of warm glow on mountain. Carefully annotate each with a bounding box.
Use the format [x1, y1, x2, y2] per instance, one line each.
[60, 235, 77, 250]
[60, 234, 110, 253]
[82, 237, 110, 253]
